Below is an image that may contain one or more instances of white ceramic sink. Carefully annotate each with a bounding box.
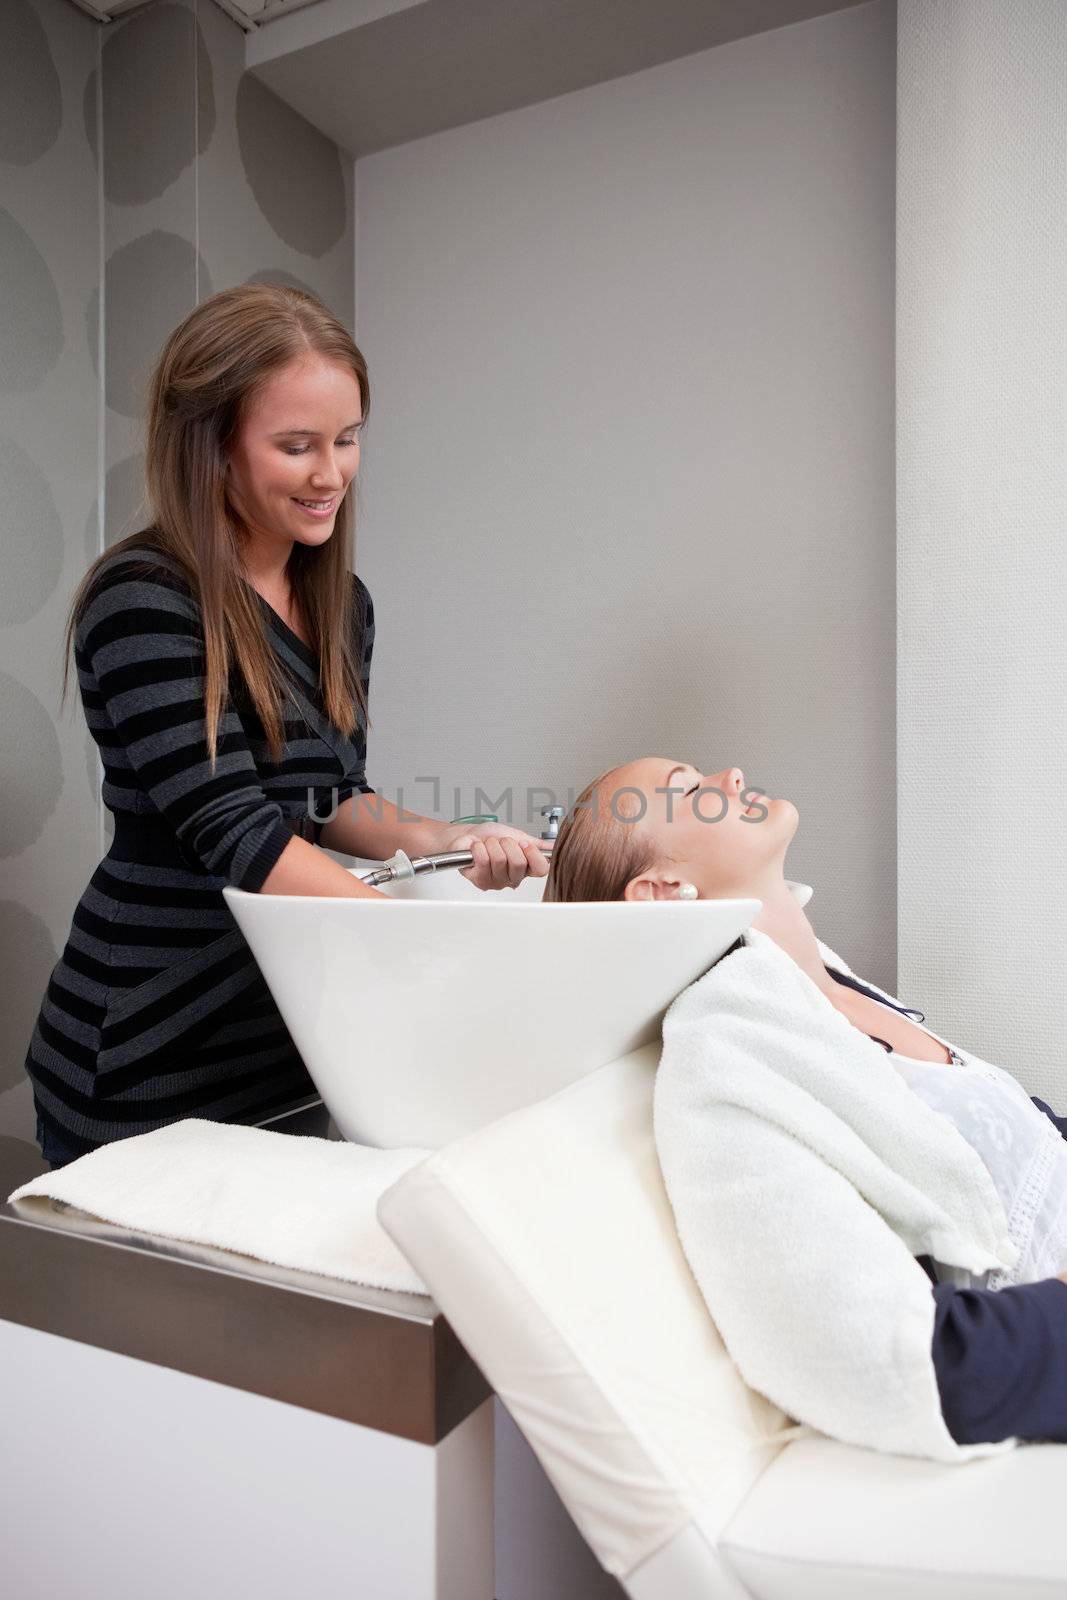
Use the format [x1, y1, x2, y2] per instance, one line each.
[223, 866, 813, 1149]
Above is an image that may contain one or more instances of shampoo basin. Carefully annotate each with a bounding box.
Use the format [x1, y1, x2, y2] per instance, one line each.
[223, 867, 812, 1149]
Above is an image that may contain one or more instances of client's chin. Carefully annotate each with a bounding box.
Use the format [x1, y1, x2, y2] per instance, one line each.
[746, 793, 795, 818]
[760, 795, 800, 839]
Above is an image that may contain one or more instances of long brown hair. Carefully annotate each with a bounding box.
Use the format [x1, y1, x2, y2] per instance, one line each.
[544, 765, 662, 902]
[62, 283, 371, 766]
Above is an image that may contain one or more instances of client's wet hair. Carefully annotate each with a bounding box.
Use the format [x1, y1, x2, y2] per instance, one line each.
[544, 765, 666, 902]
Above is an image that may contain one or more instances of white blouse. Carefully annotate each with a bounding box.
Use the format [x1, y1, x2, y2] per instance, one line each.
[861, 994, 1067, 1289]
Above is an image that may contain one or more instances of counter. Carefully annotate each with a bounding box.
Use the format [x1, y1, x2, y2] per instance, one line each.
[0, 1106, 488, 1445]
[0, 1107, 495, 1600]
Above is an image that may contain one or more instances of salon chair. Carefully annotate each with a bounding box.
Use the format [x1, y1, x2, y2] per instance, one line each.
[378, 1044, 1067, 1600]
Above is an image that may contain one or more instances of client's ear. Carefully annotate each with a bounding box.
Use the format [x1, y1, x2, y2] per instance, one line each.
[623, 875, 684, 902]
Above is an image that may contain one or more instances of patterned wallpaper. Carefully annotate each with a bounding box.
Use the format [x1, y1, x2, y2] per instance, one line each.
[0, 0, 354, 1143]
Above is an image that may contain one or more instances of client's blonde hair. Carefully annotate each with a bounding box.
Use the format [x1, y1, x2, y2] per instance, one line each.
[544, 765, 662, 902]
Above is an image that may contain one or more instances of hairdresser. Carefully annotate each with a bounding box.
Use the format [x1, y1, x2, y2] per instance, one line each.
[25, 284, 547, 1168]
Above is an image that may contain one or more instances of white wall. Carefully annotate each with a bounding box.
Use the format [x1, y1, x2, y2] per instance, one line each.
[353, 0, 898, 985]
[897, 0, 1067, 1093]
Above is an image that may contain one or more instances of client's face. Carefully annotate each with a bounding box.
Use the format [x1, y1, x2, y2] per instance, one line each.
[607, 756, 799, 901]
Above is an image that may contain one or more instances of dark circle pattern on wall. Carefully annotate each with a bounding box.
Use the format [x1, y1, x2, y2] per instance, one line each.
[237, 73, 346, 258]
[0, 210, 63, 394]
[84, 453, 150, 562]
[0, 673, 63, 857]
[0, 901, 58, 1094]
[100, 3, 216, 204]
[0, 0, 62, 166]
[0, 437, 64, 625]
[87, 232, 213, 418]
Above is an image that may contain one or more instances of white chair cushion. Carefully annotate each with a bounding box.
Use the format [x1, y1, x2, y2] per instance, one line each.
[720, 1433, 1067, 1599]
[378, 1045, 799, 1583]
[379, 1042, 1067, 1598]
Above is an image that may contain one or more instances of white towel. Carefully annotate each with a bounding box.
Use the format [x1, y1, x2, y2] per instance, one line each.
[8, 1118, 431, 1295]
[653, 926, 1019, 1463]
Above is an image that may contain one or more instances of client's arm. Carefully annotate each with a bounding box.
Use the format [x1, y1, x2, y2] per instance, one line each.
[918, 1096, 1067, 1445]
[924, 1269, 1067, 1444]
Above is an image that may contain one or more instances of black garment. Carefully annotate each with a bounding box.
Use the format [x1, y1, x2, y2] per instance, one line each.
[921, 1257, 1067, 1445]
[719, 933, 952, 1056]
[25, 549, 375, 1159]
[1031, 1096, 1067, 1142]
[916, 1089, 1067, 1446]
[820, 962, 940, 1054]
[818, 958, 1067, 1443]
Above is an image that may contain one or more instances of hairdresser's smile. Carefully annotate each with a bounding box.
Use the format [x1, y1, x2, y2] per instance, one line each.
[291, 496, 338, 519]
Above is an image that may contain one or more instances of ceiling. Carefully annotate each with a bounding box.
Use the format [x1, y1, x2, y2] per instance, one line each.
[65, 0, 324, 22]
[246, 0, 875, 158]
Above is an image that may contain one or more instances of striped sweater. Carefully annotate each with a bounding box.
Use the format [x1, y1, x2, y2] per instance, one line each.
[25, 548, 374, 1157]
[82, 549, 374, 885]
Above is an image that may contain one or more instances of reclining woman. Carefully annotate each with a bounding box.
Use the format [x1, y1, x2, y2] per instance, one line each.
[544, 756, 1067, 1453]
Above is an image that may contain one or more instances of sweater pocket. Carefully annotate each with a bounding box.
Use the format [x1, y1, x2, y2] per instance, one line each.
[94, 928, 262, 1098]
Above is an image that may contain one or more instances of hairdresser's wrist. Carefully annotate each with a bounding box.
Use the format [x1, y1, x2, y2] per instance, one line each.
[409, 818, 472, 857]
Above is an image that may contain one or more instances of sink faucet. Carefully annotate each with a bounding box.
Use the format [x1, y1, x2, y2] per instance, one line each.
[540, 806, 564, 841]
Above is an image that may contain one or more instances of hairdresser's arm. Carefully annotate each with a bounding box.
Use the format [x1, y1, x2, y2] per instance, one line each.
[319, 791, 549, 890]
[260, 833, 389, 899]
[318, 790, 451, 860]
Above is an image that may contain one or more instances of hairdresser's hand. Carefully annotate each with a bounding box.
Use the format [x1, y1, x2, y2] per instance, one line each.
[430, 821, 552, 892]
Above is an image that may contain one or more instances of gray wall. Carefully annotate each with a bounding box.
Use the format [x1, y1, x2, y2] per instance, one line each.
[897, 0, 1067, 1094]
[354, 0, 898, 986]
[0, 0, 353, 1143]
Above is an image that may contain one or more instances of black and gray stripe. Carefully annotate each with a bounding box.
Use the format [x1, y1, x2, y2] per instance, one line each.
[25, 548, 374, 1156]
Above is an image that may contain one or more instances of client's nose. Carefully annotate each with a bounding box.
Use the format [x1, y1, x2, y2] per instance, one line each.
[711, 767, 744, 794]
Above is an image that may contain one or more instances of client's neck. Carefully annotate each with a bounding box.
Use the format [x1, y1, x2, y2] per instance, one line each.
[748, 880, 837, 994]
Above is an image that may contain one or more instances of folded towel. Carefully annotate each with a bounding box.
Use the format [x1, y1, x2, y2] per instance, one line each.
[654, 927, 1018, 1463]
[8, 1118, 431, 1295]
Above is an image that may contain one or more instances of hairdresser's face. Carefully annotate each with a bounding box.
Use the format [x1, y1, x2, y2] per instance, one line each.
[225, 354, 363, 556]
[607, 756, 798, 901]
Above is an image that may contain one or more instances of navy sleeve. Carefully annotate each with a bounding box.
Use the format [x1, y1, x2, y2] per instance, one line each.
[917, 1099, 1067, 1445]
[1031, 1096, 1067, 1141]
[925, 1272, 1067, 1443]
